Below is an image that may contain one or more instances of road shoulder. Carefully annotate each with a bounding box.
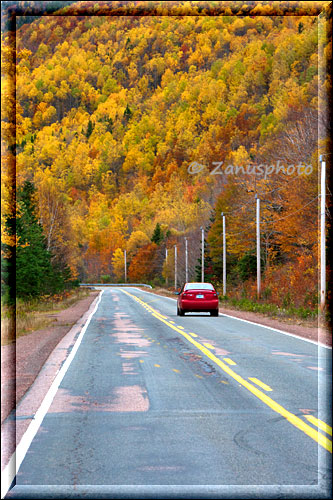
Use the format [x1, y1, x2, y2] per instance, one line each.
[1, 290, 101, 473]
[1, 290, 99, 425]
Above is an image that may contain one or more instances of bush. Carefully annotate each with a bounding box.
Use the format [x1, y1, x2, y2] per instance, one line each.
[101, 274, 112, 284]
[236, 252, 264, 282]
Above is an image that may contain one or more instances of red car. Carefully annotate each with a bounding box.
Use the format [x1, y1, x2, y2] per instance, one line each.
[176, 282, 219, 316]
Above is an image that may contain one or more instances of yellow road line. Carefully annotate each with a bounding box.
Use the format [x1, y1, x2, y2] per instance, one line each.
[148, 310, 168, 321]
[204, 343, 215, 349]
[188, 332, 198, 337]
[223, 358, 237, 365]
[249, 377, 272, 392]
[173, 369, 180, 373]
[305, 415, 332, 436]
[154, 364, 160, 368]
[176, 325, 185, 329]
[122, 290, 332, 453]
[129, 294, 167, 319]
[156, 313, 168, 319]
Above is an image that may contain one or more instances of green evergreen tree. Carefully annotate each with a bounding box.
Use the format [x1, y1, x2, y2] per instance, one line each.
[236, 251, 264, 282]
[1, 211, 15, 304]
[151, 222, 164, 245]
[14, 181, 71, 298]
[123, 104, 132, 121]
[106, 117, 113, 133]
[86, 119, 94, 138]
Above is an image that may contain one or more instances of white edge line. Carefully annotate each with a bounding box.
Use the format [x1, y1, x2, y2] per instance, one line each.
[1, 290, 104, 499]
[219, 312, 331, 350]
[123, 287, 331, 350]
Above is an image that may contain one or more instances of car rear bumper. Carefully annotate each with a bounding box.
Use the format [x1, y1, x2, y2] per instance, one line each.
[180, 299, 219, 312]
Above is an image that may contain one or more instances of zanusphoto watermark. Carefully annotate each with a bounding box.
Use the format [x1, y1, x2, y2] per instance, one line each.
[188, 160, 313, 178]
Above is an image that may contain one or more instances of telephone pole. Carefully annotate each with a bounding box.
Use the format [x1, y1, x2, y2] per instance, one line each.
[185, 237, 188, 283]
[174, 245, 177, 290]
[222, 212, 226, 296]
[201, 227, 204, 282]
[124, 250, 127, 283]
[255, 194, 261, 298]
[320, 155, 326, 311]
[165, 248, 168, 287]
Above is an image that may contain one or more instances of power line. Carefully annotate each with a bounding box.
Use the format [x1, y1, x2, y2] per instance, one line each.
[225, 196, 319, 239]
[222, 175, 312, 216]
[260, 195, 319, 226]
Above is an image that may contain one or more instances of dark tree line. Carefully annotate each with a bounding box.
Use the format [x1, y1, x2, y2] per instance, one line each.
[1, 181, 78, 303]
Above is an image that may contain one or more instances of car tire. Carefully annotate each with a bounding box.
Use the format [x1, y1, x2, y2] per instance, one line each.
[210, 310, 219, 317]
[179, 308, 185, 316]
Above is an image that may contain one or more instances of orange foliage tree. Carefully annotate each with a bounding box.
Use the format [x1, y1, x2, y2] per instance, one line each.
[128, 243, 160, 283]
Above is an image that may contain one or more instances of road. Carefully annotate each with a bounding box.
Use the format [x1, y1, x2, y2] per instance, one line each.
[5, 287, 332, 499]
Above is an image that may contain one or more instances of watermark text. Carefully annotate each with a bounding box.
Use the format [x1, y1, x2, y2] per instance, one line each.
[187, 160, 313, 178]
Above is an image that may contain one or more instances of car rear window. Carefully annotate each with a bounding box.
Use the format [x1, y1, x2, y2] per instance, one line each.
[185, 283, 214, 290]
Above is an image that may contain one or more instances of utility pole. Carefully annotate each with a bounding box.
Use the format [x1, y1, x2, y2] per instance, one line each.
[174, 245, 177, 290]
[255, 194, 261, 298]
[320, 155, 326, 311]
[222, 212, 226, 296]
[165, 248, 168, 287]
[124, 249, 127, 283]
[201, 227, 204, 282]
[185, 237, 188, 283]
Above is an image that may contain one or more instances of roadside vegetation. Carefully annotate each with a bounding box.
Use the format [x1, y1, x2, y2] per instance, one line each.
[137, 285, 319, 325]
[218, 296, 317, 322]
[1, 288, 91, 346]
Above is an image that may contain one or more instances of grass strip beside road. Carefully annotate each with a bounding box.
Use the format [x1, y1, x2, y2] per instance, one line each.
[220, 296, 318, 321]
[1, 288, 92, 345]
[123, 289, 332, 454]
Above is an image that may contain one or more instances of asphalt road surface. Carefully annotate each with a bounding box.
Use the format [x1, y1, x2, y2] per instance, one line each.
[5, 287, 332, 499]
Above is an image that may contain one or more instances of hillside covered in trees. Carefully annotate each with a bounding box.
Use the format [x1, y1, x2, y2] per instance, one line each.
[1, 1, 331, 311]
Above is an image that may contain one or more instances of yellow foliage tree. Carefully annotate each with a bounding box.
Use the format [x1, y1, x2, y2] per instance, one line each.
[112, 247, 125, 282]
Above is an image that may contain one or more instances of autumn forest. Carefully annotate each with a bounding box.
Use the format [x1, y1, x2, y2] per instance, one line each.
[1, 1, 332, 315]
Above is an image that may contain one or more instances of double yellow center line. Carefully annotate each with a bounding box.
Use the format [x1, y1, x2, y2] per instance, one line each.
[122, 290, 332, 453]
